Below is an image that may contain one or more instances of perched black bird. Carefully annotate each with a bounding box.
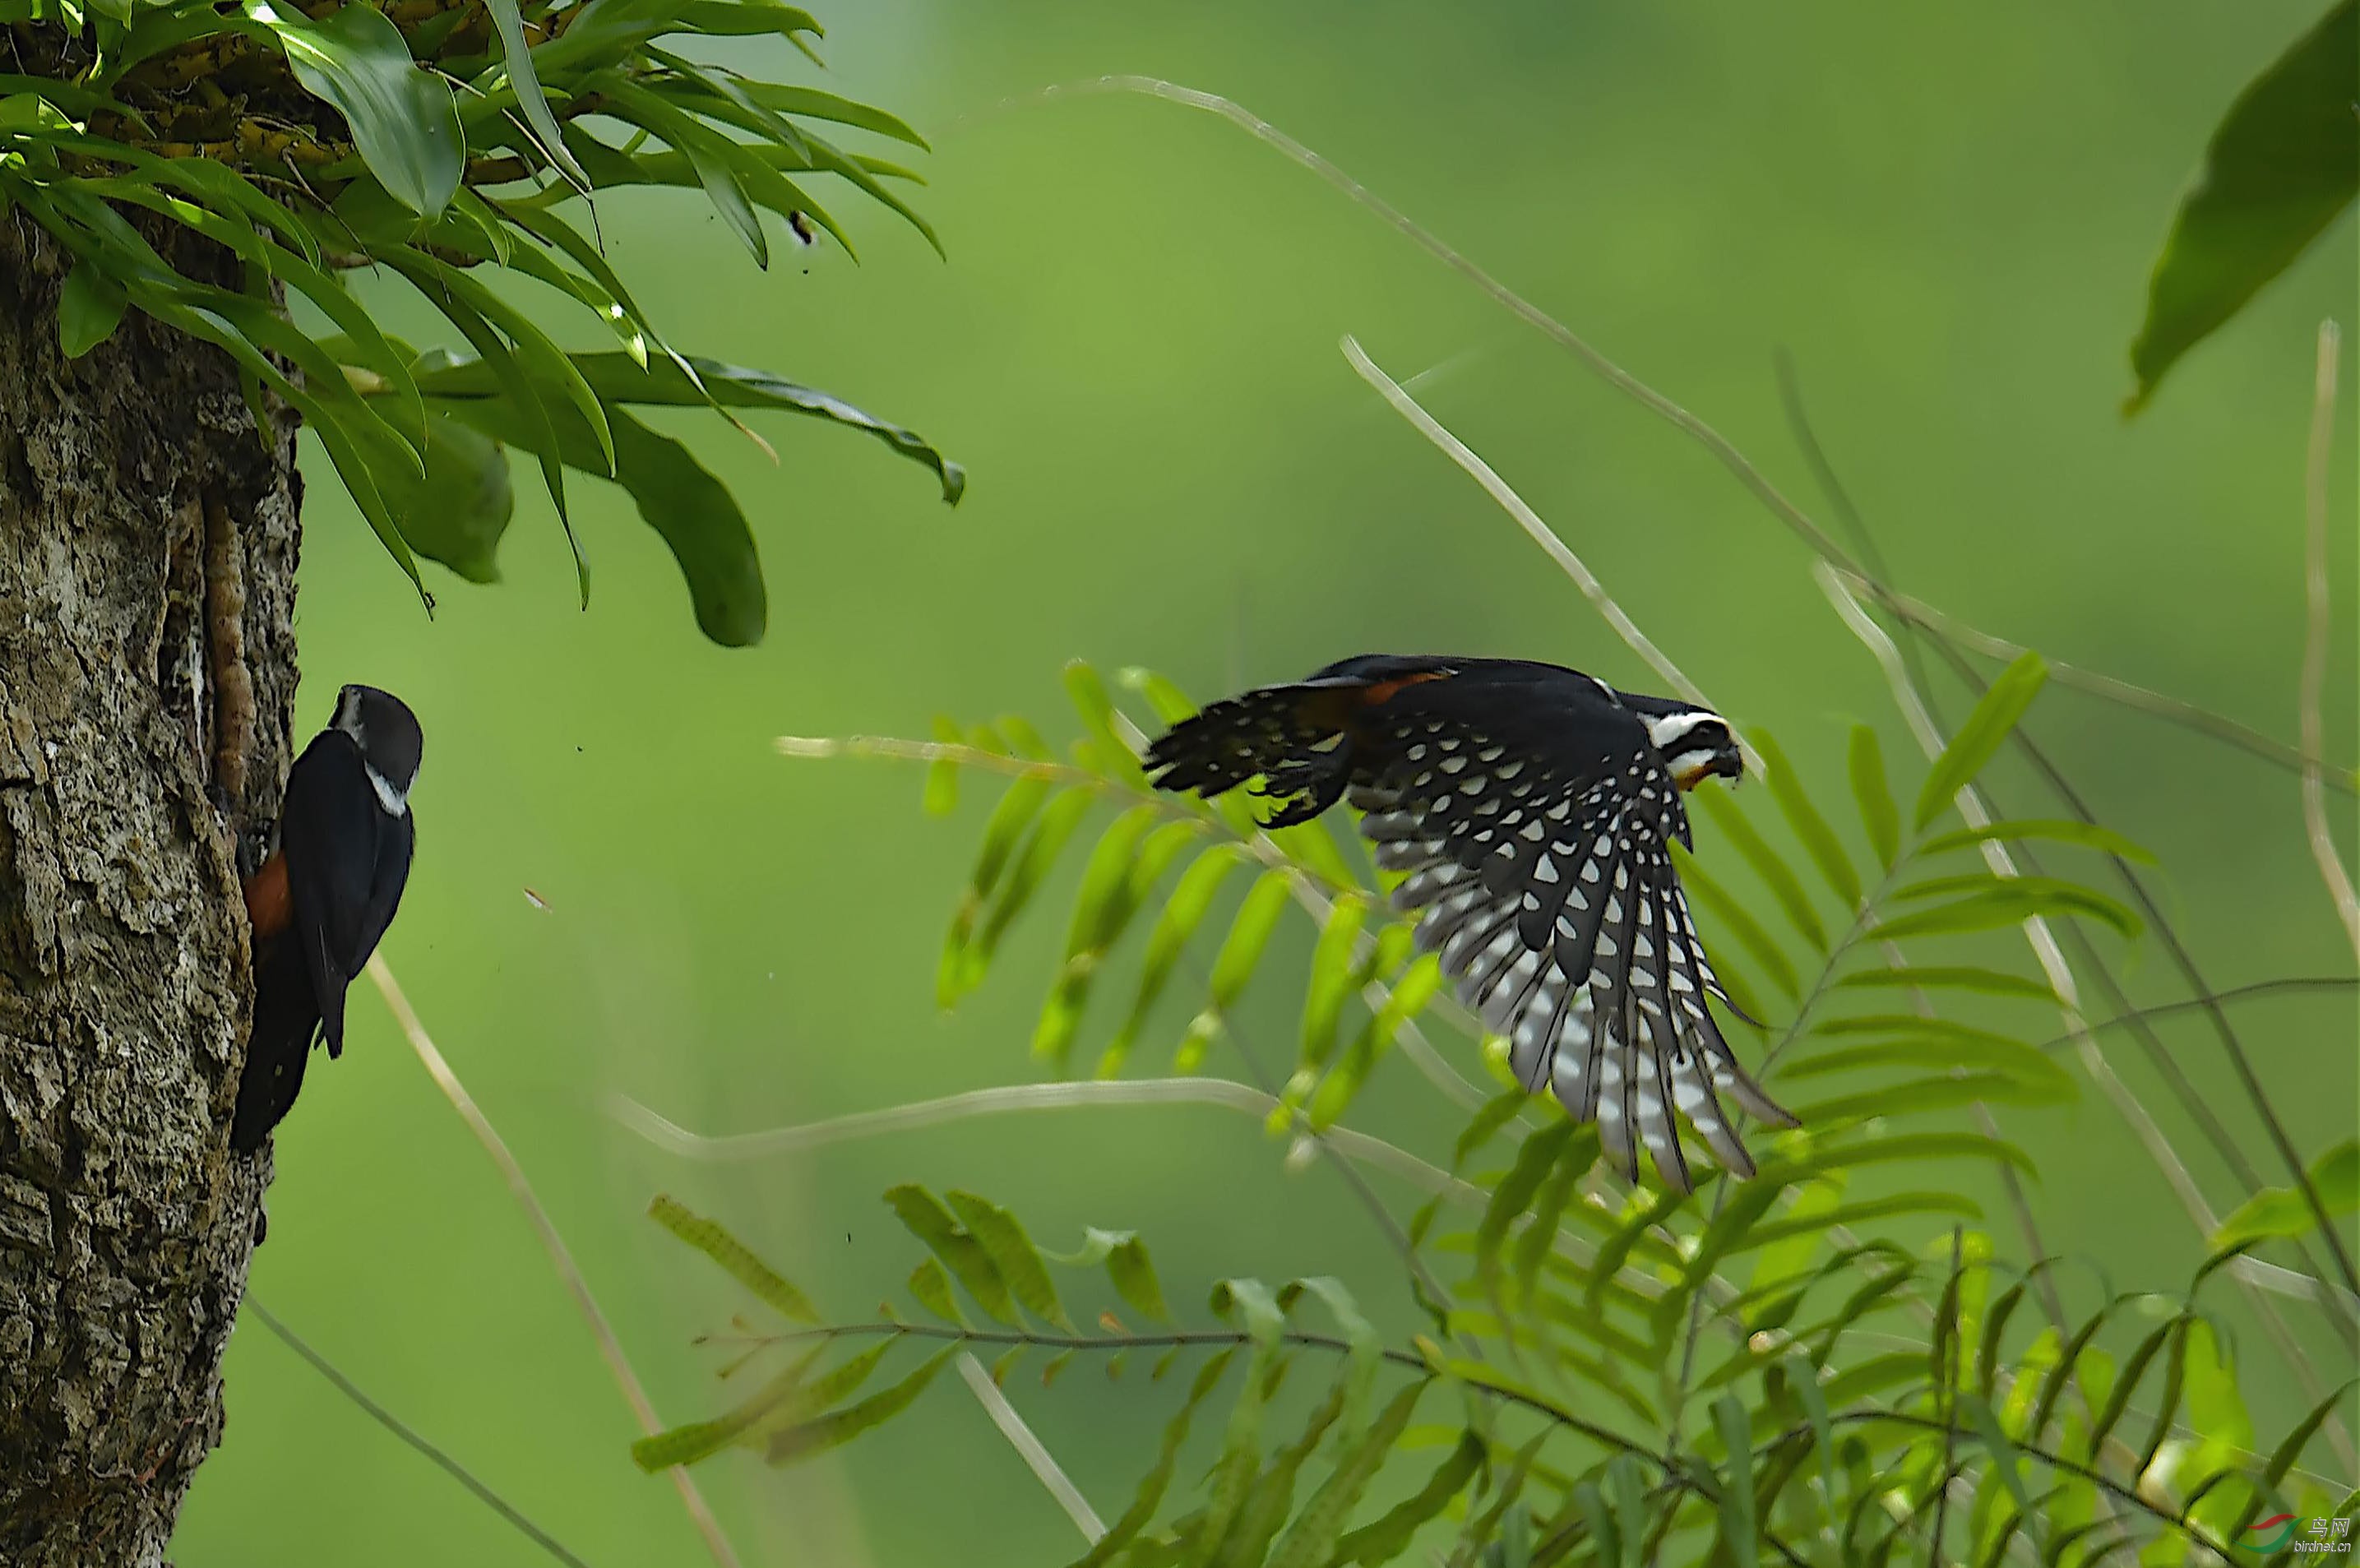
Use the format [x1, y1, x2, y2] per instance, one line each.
[231, 685, 422, 1154]
[1144, 655, 1794, 1191]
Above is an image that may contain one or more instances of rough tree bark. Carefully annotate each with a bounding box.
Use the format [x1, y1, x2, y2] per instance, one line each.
[0, 215, 303, 1564]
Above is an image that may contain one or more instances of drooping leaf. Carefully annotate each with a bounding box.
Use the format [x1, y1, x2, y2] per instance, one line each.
[1279, 1278, 1382, 1443]
[57, 259, 127, 358]
[1034, 806, 1159, 1070]
[2211, 1139, 2359, 1247]
[883, 1185, 1016, 1325]
[244, 0, 463, 218]
[1835, 964, 2058, 1003]
[1333, 1429, 1483, 1566]
[1196, 1279, 1289, 1561]
[1104, 845, 1246, 1075]
[1913, 652, 2048, 830]
[945, 1191, 1071, 1330]
[767, 1344, 957, 1464]
[410, 349, 965, 502]
[939, 772, 1054, 1004]
[647, 1196, 818, 1322]
[905, 1256, 965, 1327]
[1917, 819, 2155, 863]
[426, 392, 763, 645]
[2126, 0, 2358, 413]
[1266, 1378, 1428, 1568]
[1755, 729, 1861, 909]
[1071, 1351, 1237, 1568]
[1869, 878, 2138, 941]
[1711, 1394, 1761, 1568]
[387, 414, 513, 583]
[630, 1343, 826, 1470]
[1693, 786, 1827, 951]
[1848, 724, 1901, 869]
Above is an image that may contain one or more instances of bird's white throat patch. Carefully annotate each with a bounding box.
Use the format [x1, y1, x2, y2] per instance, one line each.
[366, 763, 410, 817]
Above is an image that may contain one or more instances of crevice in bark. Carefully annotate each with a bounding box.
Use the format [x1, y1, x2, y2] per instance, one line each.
[0, 210, 303, 1566]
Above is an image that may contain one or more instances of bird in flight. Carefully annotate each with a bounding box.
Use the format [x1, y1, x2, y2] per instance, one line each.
[1144, 654, 1793, 1192]
[232, 684, 422, 1154]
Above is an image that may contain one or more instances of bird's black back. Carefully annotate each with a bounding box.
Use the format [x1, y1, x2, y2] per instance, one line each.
[281, 729, 414, 1057]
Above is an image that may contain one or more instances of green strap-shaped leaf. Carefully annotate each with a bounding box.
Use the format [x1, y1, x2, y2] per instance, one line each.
[1192, 1279, 1289, 1565]
[1063, 659, 1150, 788]
[945, 1191, 1071, 1331]
[1454, 1429, 1548, 1563]
[1478, 1118, 1577, 1301]
[972, 788, 1097, 978]
[412, 347, 965, 502]
[2134, 1317, 2191, 1477]
[1103, 845, 1245, 1075]
[2086, 1312, 2171, 1464]
[1071, 1350, 1236, 1568]
[1871, 879, 2138, 942]
[940, 772, 1054, 1004]
[1710, 1394, 1761, 1568]
[766, 1344, 956, 1464]
[1304, 942, 1438, 1131]
[630, 1343, 826, 1471]
[1691, 786, 1826, 951]
[1279, 1278, 1381, 1444]
[1835, 964, 2058, 1002]
[1209, 870, 1294, 1011]
[1265, 1378, 1427, 1568]
[1511, 1135, 1587, 1317]
[2231, 1378, 2360, 1538]
[1849, 724, 1900, 869]
[1224, 1378, 1348, 1566]
[1781, 1025, 2076, 1103]
[2212, 1138, 2360, 1247]
[1916, 819, 2154, 863]
[1960, 1390, 2043, 1556]
[883, 1185, 1016, 1325]
[1669, 844, 1800, 1002]
[1755, 729, 1860, 908]
[2024, 1304, 2119, 1445]
[1331, 1429, 1482, 1566]
[1034, 805, 1159, 1071]
[1049, 1226, 1173, 1325]
[647, 1196, 818, 1322]
[905, 1257, 965, 1327]
[1120, 666, 1201, 725]
[1296, 893, 1370, 1076]
[243, 0, 462, 217]
[2126, 0, 2358, 413]
[1913, 652, 2048, 830]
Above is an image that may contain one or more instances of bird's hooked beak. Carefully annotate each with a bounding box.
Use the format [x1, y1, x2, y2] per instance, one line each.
[1673, 744, 1746, 791]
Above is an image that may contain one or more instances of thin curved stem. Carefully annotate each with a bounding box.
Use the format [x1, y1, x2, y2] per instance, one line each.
[367, 956, 743, 1568]
[608, 1078, 1476, 1205]
[2301, 321, 2360, 947]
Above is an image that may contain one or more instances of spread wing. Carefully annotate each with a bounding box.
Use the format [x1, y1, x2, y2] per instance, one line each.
[1347, 680, 1792, 1188]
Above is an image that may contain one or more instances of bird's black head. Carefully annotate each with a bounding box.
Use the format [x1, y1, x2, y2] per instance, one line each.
[1617, 692, 1742, 790]
[333, 684, 423, 805]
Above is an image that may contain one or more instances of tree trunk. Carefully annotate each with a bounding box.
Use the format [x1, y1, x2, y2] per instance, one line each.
[0, 216, 303, 1565]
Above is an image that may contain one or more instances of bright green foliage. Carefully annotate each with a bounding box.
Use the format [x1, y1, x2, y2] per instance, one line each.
[0, 0, 960, 643]
[2125, 0, 2357, 412]
[642, 661, 2339, 1562]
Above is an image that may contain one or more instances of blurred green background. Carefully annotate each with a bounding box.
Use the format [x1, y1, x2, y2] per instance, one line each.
[170, 3, 2357, 1562]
